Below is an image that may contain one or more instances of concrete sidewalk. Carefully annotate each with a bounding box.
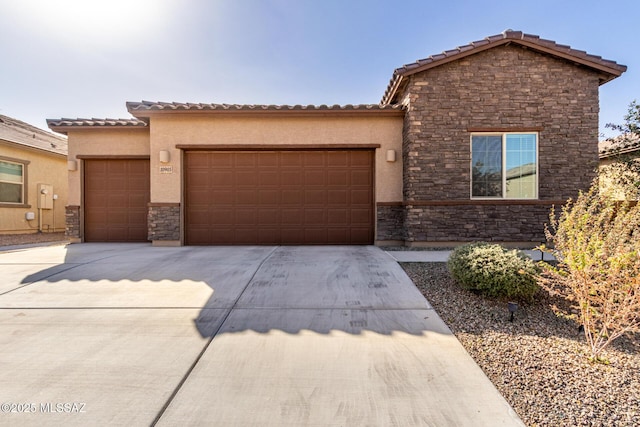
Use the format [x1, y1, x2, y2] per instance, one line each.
[385, 248, 554, 263]
[0, 244, 524, 426]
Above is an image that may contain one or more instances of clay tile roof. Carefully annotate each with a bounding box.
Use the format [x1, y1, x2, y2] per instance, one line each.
[599, 134, 640, 158]
[381, 30, 627, 104]
[126, 101, 404, 117]
[46, 117, 148, 135]
[0, 114, 68, 156]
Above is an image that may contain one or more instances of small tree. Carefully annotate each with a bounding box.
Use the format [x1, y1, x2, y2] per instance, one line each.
[540, 170, 640, 362]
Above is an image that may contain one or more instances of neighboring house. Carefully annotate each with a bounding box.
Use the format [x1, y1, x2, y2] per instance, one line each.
[599, 133, 640, 199]
[48, 30, 626, 246]
[0, 115, 68, 234]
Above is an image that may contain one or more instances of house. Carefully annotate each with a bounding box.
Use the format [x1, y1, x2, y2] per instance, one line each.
[0, 115, 68, 234]
[599, 133, 640, 199]
[47, 30, 626, 246]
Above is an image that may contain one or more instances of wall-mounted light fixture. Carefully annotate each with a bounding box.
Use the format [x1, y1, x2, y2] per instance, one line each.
[159, 150, 171, 163]
[67, 160, 77, 171]
[386, 149, 396, 162]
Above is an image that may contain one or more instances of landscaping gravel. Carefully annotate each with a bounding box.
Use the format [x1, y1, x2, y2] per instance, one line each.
[403, 262, 640, 427]
[0, 232, 68, 248]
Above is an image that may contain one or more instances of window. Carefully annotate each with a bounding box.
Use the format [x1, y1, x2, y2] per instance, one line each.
[471, 133, 537, 199]
[0, 160, 25, 204]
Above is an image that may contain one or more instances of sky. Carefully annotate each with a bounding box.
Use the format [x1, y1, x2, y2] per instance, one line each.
[0, 0, 638, 138]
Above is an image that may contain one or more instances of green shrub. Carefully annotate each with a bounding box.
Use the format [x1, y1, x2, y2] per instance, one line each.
[447, 242, 540, 301]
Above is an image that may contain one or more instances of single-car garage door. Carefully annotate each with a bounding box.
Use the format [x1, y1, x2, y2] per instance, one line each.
[185, 150, 374, 245]
[84, 158, 150, 242]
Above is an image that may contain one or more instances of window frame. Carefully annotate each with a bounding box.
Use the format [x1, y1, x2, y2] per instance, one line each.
[0, 156, 30, 207]
[470, 132, 539, 200]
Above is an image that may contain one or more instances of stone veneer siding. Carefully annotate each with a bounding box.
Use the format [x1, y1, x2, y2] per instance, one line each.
[376, 204, 405, 241]
[148, 204, 180, 241]
[65, 205, 80, 239]
[397, 44, 600, 243]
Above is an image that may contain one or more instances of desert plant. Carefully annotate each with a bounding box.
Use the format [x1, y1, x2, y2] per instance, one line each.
[447, 242, 539, 301]
[540, 176, 640, 362]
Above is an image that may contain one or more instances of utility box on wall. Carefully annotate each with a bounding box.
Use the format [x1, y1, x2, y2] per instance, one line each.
[38, 184, 54, 209]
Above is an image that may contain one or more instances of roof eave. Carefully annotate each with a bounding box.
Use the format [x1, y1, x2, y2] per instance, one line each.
[381, 36, 627, 104]
[0, 138, 68, 158]
[127, 102, 405, 119]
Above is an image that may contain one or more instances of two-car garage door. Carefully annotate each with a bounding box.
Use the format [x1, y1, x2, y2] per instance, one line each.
[185, 150, 374, 245]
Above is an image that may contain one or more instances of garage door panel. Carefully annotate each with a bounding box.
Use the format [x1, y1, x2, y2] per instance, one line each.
[350, 151, 372, 166]
[84, 159, 150, 243]
[281, 171, 302, 184]
[210, 153, 233, 167]
[350, 228, 372, 244]
[327, 151, 349, 166]
[328, 190, 348, 205]
[259, 209, 279, 225]
[281, 209, 302, 225]
[351, 170, 372, 186]
[305, 228, 327, 242]
[280, 152, 302, 166]
[185, 151, 373, 245]
[259, 190, 279, 204]
[327, 209, 348, 224]
[235, 153, 257, 167]
[282, 190, 303, 205]
[351, 189, 373, 205]
[327, 228, 349, 243]
[259, 171, 279, 186]
[212, 209, 233, 224]
[304, 152, 325, 167]
[351, 209, 372, 224]
[304, 190, 326, 204]
[304, 170, 325, 185]
[327, 170, 349, 185]
[210, 171, 234, 186]
[236, 171, 259, 186]
[258, 153, 279, 167]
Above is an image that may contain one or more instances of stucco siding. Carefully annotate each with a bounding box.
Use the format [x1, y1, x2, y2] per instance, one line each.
[148, 115, 403, 204]
[0, 143, 67, 233]
[66, 129, 150, 206]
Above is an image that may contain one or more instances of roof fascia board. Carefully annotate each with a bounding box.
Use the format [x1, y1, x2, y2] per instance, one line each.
[0, 139, 67, 158]
[128, 108, 405, 120]
[47, 125, 149, 136]
[398, 39, 625, 80]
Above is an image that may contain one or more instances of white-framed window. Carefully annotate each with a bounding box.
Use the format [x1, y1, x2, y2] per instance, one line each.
[471, 132, 538, 199]
[0, 159, 25, 204]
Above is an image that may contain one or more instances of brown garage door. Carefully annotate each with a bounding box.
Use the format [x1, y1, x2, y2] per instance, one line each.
[84, 159, 150, 242]
[185, 150, 374, 245]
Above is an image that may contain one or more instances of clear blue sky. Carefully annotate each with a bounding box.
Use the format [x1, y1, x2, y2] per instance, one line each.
[1, 0, 637, 137]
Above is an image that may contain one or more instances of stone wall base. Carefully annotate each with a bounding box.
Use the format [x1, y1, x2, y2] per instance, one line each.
[148, 204, 180, 242]
[65, 205, 80, 240]
[404, 203, 553, 243]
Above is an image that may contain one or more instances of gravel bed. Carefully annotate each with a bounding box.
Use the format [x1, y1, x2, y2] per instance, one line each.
[0, 232, 68, 248]
[402, 262, 640, 427]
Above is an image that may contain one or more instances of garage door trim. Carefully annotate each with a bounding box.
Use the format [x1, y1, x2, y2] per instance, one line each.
[177, 144, 380, 151]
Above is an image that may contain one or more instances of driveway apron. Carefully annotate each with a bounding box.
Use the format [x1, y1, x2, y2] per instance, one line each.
[0, 244, 523, 426]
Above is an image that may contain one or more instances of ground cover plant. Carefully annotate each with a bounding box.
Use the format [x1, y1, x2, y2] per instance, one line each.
[447, 242, 539, 302]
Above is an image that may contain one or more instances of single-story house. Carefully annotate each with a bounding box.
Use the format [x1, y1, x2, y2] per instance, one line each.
[47, 30, 626, 246]
[1, 115, 68, 234]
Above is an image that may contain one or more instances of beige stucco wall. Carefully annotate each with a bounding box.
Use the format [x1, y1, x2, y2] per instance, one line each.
[66, 129, 150, 205]
[148, 114, 403, 204]
[0, 143, 68, 234]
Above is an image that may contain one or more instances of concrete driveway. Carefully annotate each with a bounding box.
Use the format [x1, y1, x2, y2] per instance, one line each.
[0, 244, 523, 426]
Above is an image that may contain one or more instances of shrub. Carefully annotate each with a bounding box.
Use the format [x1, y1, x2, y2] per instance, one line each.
[540, 175, 640, 362]
[447, 242, 540, 301]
